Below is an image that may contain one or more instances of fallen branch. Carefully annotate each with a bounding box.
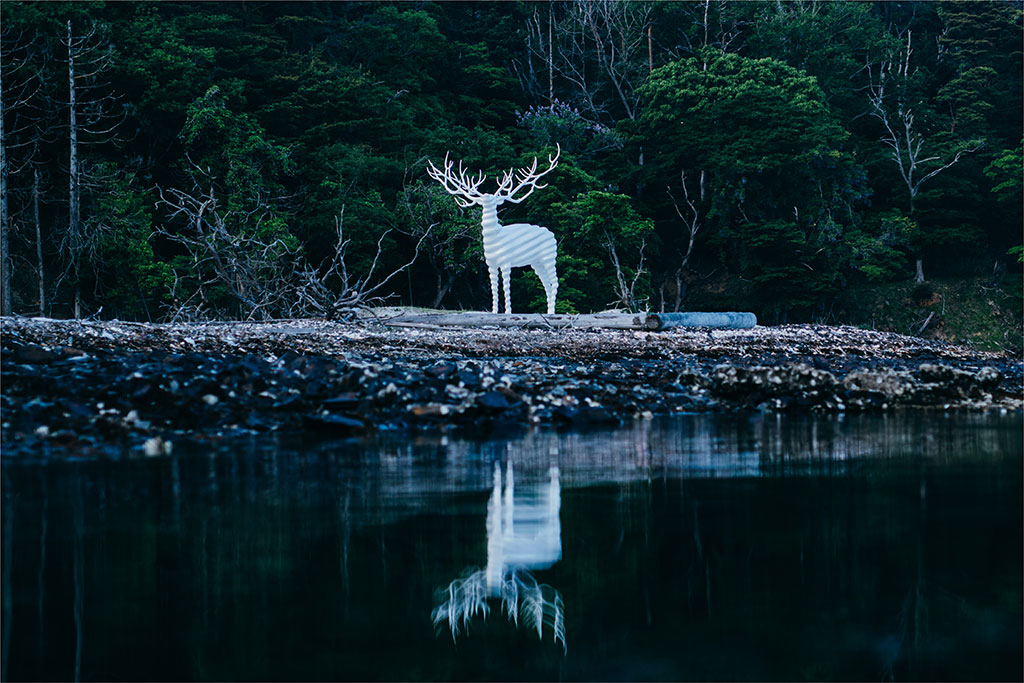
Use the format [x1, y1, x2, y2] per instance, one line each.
[917, 311, 935, 335]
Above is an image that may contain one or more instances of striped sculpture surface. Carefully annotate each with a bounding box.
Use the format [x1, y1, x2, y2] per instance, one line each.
[427, 146, 560, 314]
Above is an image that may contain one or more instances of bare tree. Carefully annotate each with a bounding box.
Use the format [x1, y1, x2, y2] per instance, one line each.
[292, 209, 426, 320]
[866, 29, 983, 283]
[1, 26, 45, 315]
[523, 0, 653, 126]
[661, 168, 706, 312]
[157, 168, 425, 321]
[663, 0, 746, 68]
[156, 175, 303, 321]
[59, 19, 124, 317]
[1, 42, 11, 316]
[397, 173, 479, 309]
[31, 166, 44, 316]
[576, 0, 652, 122]
[606, 231, 648, 312]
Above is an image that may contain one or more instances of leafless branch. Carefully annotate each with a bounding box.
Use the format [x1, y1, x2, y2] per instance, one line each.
[867, 40, 983, 212]
[604, 231, 648, 312]
[156, 176, 423, 321]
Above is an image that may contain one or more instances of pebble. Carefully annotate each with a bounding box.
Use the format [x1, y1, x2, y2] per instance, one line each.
[142, 437, 172, 456]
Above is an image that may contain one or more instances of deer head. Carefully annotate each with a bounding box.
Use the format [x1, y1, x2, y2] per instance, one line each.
[426, 144, 561, 207]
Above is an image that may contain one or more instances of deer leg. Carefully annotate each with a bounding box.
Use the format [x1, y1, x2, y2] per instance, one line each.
[489, 265, 499, 314]
[550, 269, 558, 315]
[501, 266, 512, 314]
[547, 266, 558, 315]
[533, 263, 552, 315]
[536, 253, 558, 315]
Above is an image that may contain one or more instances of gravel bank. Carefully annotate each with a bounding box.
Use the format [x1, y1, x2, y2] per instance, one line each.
[2, 316, 1020, 457]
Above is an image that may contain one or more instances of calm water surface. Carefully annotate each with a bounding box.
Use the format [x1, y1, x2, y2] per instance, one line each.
[2, 413, 1021, 681]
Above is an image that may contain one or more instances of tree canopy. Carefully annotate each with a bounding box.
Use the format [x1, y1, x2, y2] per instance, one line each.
[0, 0, 1020, 321]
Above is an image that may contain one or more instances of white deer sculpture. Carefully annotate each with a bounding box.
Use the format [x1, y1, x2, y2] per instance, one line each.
[427, 146, 560, 314]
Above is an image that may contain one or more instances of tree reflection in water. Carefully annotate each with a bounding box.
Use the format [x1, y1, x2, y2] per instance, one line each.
[432, 462, 566, 651]
[1, 413, 1018, 681]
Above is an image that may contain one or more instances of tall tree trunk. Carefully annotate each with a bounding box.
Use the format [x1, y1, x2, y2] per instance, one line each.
[547, 2, 554, 110]
[674, 272, 686, 313]
[701, 0, 710, 71]
[34, 167, 44, 316]
[0, 61, 11, 317]
[647, 26, 653, 74]
[431, 271, 451, 309]
[68, 20, 82, 319]
[909, 190, 922, 283]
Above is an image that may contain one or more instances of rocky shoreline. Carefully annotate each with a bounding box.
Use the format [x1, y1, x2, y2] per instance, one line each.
[1, 316, 1021, 457]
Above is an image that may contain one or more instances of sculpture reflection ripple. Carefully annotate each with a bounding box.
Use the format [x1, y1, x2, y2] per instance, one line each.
[427, 146, 560, 314]
[432, 462, 566, 652]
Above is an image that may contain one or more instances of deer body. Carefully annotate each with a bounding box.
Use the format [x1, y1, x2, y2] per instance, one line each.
[428, 146, 561, 315]
[479, 198, 558, 315]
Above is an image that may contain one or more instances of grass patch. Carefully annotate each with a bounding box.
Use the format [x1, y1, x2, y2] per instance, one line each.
[839, 276, 1023, 353]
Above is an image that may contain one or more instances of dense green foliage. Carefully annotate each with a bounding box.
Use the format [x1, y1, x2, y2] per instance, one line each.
[1, 0, 1020, 322]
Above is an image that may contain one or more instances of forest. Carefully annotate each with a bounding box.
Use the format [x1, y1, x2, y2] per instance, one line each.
[0, 0, 1020, 324]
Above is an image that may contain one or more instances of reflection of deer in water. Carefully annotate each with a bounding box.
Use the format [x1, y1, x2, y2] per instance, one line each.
[432, 462, 565, 651]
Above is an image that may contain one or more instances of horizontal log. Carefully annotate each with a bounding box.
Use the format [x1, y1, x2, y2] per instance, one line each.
[382, 312, 647, 330]
[381, 311, 757, 331]
[645, 312, 757, 330]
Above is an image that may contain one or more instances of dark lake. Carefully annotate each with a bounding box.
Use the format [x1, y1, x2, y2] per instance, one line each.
[2, 413, 1021, 681]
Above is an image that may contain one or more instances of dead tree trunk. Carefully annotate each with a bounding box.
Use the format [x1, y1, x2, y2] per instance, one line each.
[34, 167, 44, 315]
[547, 2, 554, 110]
[0, 61, 11, 316]
[431, 273, 452, 310]
[59, 20, 120, 319]
[67, 20, 82, 319]
[867, 32, 982, 285]
[1, 27, 47, 317]
[666, 169, 706, 312]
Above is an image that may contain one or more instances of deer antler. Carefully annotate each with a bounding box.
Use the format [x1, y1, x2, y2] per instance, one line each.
[495, 144, 561, 205]
[426, 153, 488, 207]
